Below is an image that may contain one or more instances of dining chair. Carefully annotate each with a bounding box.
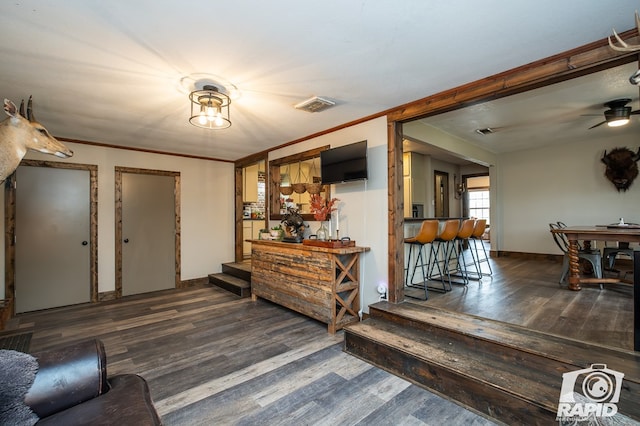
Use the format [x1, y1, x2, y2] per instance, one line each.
[549, 222, 603, 289]
[603, 242, 635, 271]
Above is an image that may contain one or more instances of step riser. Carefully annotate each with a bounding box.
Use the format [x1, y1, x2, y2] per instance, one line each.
[369, 306, 578, 383]
[345, 304, 640, 424]
[209, 276, 251, 298]
[221, 264, 251, 282]
[344, 331, 554, 425]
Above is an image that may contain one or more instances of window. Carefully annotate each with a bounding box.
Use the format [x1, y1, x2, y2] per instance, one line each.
[468, 189, 490, 223]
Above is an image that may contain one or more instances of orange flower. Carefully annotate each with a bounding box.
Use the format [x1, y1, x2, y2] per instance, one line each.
[309, 194, 339, 221]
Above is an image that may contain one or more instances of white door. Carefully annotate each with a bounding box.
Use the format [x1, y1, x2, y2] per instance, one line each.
[15, 166, 91, 313]
[121, 173, 176, 296]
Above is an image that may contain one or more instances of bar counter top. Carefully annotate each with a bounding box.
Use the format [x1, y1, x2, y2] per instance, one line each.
[249, 239, 369, 254]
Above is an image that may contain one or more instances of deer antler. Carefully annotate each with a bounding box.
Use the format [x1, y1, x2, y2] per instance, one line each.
[27, 95, 35, 122]
[609, 11, 640, 52]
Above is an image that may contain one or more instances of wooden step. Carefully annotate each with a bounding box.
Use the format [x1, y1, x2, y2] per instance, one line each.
[208, 273, 251, 298]
[344, 302, 640, 425]
[221, 261, 252, 282]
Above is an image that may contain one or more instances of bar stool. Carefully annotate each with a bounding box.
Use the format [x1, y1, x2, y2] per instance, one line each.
[449, 218, 476, 285]
[468, 219, 492, 278]
[404, 220, 442, 300]
[428, 219, 460, 291]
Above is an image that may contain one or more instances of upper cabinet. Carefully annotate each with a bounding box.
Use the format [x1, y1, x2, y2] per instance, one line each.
[243, 163, 259, 202]
[403, 152, 426, 216]
[269, 146, 330, 221]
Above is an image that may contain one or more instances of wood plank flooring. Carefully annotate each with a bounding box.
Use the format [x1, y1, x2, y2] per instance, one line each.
[3, 250, 634, 424]
[405, 246, 634, 350]
[4, 285, 495, 425]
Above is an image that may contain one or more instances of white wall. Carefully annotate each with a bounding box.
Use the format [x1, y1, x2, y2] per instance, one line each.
[499, 132, 639, 254]
[268, 116, 388, 313]
[0, 142, 235, 299]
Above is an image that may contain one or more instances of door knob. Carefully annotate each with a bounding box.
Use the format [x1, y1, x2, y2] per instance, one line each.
[124, 238, 129, 243]
[82, 241, 88, 246]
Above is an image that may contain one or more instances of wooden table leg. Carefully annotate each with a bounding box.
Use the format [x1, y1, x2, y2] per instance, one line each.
[567, 238, 582, 291]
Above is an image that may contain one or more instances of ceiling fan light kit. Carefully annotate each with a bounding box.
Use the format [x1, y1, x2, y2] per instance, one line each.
[589, 98, 640, 129]
[188, 85, 232, 129]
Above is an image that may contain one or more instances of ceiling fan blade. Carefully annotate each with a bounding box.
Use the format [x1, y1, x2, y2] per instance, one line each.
[630, 110, 640, 115]
[588, 120, 607, 129]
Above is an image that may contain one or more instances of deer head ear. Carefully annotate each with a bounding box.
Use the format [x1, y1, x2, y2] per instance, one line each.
[3, 99, 18, 117]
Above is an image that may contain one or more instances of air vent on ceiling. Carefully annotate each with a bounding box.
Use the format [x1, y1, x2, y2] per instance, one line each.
[475, 127, 494, 135]
[294, 96, 335, 113]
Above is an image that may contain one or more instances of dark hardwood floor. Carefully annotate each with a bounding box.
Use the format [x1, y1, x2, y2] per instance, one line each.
[3, 249, 634, 424]
[5, 285, 495, 425]
[405, 245, 634, 351]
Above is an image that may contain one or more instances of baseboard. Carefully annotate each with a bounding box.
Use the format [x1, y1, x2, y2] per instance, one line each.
[496, 251, 562, 262]
[0, 299, 14, 330]
[98, 291, 117, 302]
[179, 277, 209, 288]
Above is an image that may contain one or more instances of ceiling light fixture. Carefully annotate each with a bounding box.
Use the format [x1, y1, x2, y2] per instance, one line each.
[606, 108, 631, 127]
[189, 85, 231, 129]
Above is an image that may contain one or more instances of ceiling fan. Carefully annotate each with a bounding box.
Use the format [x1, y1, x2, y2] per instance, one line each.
[588, 98, 640, 129]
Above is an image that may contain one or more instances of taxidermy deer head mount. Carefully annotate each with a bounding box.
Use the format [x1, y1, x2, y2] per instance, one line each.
[1, 97, 73, 182]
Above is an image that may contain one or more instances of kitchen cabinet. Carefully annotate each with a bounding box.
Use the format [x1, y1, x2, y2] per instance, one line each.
[243, 164, 259, 202]
[243, 220, 266, 258]
[403, 152, 426, 216]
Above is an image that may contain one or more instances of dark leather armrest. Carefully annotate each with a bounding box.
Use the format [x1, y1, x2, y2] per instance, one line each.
[35, 374, 162, 426]
[25, 339, 108, 418]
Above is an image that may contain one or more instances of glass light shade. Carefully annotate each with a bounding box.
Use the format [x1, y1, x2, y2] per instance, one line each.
[607, 118, 629, 127]
[189, 85, 231, 129]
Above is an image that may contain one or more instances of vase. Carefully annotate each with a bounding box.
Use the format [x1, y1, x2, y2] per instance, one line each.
[316, 222, 329, 241]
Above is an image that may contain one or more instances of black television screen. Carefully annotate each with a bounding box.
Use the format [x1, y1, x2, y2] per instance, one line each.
[321, 140, 368, 184]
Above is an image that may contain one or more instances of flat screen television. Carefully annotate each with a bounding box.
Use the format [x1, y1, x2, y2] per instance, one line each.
[320, 140, 368, 184]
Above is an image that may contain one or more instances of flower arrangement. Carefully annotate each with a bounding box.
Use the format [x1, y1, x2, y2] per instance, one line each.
[309, 194, 339, 221]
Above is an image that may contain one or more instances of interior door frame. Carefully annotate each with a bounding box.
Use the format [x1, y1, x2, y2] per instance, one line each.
[433, 170, 449, 217]
[4, 160, 98, 315]
[386, 34, 640, 303]
[234, 152, 268, 263]
[114, 167, 181, 299]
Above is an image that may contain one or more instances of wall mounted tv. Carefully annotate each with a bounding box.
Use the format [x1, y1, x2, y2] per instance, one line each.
[320, 140, 368, 184]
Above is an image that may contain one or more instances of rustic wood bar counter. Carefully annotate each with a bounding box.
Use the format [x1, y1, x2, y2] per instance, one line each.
[250, 239, 369, 334]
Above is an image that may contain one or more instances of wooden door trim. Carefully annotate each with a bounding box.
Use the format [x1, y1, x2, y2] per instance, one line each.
[114, 167, 181, 299]
[4, 160, 98, 316]
[234, 155, 268, 263]
[386, 32, 640, 303]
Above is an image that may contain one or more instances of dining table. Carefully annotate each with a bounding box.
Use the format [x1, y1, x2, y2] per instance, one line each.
[550, 225, 640, 351]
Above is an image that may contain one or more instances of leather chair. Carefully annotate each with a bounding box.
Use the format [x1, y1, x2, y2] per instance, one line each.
[429, 219, 461, 291]
[449, 218, 477, 286]
[468, 219, 492, 278]
[404, 219, 445, 299]
[24, 339, 161, 425]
